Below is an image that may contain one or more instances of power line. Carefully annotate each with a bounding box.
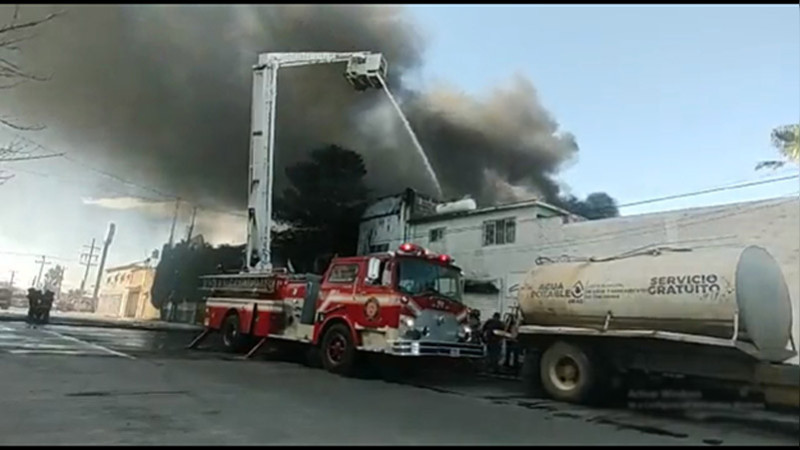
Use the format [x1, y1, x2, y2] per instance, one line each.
[9, 166, 167, 203]
[617, 174, 799, 209]
[0, 250, 77, 262]
[8, 135, 247, 219]
[0, 152, 65, 162]
[439, 195, 798, 260]
[409, 175, 800, 239]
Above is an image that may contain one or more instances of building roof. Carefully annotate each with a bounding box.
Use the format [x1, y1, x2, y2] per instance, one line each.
[408, 198, 574, 225]
[360, 188, 438, 221]
[105, 262, 151, 273]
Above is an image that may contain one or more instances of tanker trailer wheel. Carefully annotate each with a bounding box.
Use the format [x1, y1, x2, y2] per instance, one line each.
[540, 341, 600, 405]
[220, 312, 250, 353]
[321, 324, 356, 376]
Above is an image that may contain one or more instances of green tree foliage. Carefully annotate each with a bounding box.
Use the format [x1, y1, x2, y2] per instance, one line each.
[42, 264, 64, 293]
[756, 124, 800, 171]
[151, 241, 244, 309]
[558, 192, 620, 220]
[274, 144, 370, 273]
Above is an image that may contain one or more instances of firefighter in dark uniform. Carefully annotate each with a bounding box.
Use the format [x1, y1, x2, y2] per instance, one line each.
[481, 312, 504, 373]
[41, 290, 55, 324]
[26, 288, 41, 325]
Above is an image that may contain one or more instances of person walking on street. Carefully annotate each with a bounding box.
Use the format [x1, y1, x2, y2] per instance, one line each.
[482, 312, 504, 373]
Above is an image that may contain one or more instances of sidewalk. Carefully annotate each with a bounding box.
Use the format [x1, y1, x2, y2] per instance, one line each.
[0, 308, 203, 333]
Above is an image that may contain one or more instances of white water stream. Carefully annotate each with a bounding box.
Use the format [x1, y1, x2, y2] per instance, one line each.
[377, 75, 443, 199]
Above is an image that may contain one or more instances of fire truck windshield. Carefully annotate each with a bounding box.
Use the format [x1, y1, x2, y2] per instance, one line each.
[396, 258, 462, 303]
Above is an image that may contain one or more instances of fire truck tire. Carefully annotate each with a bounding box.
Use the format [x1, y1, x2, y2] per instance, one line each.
[321, 323, 356, 376]
[539, 341, 600, 405]
[221, 312, 250, 353]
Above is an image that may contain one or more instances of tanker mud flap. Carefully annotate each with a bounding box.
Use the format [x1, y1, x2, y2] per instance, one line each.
[186, 328, 212, 350]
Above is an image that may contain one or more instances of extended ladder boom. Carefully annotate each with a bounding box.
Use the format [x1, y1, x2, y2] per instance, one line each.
[246, 51, 387, 272]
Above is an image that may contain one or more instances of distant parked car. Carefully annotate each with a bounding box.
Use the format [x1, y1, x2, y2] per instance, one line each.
[0, 288, 12, 310]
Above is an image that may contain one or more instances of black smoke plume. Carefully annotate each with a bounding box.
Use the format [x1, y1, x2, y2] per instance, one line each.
[2, 5, 591, 210]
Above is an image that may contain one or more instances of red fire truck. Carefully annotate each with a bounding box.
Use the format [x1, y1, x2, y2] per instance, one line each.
[188, 52, 483, 375]
[199, 243, 485, 376]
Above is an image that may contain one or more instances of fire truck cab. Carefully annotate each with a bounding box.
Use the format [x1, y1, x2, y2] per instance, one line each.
[201, 243, 485, 375]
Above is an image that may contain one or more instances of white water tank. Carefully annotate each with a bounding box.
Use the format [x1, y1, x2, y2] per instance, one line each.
[435, 198, 477, 215]
[517, 246, 795, 362]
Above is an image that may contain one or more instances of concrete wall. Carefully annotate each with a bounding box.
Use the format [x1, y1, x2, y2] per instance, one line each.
[357, 195, 407, 255]
[96, 265, 159, 320]
[410, 204, 561, 318]
[411, 197, 799, 364]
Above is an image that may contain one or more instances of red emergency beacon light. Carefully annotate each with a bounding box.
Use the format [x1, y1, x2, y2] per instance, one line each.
[398, 243, 422, 255]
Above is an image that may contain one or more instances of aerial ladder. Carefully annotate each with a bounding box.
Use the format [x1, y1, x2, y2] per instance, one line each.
[186, 51, 387, 351]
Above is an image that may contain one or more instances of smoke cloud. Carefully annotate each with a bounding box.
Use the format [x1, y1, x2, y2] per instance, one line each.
[3, 5, 580, 210]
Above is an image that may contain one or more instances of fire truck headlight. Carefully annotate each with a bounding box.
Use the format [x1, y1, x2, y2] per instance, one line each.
[458, 325, 471, 341]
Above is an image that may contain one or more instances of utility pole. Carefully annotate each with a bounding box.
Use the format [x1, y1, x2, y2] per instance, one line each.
[8, 270, 15, 288]
[167, 197, 181, 248]
[186, 206, 198, 243]
[34, 255, 50, 289]
[91, 223, 116, 305]
[79, 239, 100, 295]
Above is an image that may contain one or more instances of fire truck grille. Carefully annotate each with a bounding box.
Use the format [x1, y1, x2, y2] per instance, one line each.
[390, 340, 485, 358]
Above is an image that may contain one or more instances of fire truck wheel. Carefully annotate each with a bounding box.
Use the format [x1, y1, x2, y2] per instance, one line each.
[539, 341, 599, 405]
[221, 312, 249, 353]
[321, 324, 356, 376]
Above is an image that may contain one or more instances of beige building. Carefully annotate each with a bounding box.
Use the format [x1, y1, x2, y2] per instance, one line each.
[96, 262, 160, 320]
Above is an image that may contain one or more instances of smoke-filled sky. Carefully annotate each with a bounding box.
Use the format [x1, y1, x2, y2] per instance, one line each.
[2, 4, 579, 209]
[0, 5, 797, 290]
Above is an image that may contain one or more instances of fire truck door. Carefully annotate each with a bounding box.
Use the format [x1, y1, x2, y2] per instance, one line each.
[355, 258, 392, 326]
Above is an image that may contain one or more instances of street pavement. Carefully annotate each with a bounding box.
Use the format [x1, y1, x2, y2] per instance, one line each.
[0, 321, 796, 445]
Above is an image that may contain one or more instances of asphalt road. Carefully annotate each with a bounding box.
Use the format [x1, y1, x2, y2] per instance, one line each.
[0, 322, 796, 445]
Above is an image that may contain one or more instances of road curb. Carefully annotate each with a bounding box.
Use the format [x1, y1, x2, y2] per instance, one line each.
[0, 314, 203, 334]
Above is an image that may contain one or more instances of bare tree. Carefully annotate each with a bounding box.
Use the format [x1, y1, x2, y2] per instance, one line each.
[0, 6, 63, 182]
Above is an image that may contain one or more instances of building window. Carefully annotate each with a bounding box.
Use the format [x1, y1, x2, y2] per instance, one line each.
[429, 227, 445, 243]
[482, 218, 516, 246]
[327, 264, 359, 284]
[369, 244, 389, 253]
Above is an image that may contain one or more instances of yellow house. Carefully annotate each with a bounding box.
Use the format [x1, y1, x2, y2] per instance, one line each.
[96, 262, 160, 320]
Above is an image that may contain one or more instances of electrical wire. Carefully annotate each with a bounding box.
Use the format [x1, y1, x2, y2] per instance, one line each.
[617, 174, 799, 208]
[6, 135, 247, 219]
[0, 250, 77, 262]
[437, 195, 798, 260]
[408, 174, 799, 239]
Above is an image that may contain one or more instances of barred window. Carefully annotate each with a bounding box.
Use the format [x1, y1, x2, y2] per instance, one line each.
[482, 218, 516, 246]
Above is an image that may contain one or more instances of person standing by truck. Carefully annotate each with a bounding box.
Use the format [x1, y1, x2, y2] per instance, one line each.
[482, 312, 504, 373]
[500, 311, 521, 374]
[467, 309, 482, 343]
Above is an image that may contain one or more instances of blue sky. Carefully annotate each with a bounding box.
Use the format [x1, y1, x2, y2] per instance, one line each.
[406, 5, 800, 215]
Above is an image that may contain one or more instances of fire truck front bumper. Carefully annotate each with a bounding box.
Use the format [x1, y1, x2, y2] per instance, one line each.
[389, 340, 485, 358]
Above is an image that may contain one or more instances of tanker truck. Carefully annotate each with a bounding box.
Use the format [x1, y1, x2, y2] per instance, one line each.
[511, 245, 799, 409]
